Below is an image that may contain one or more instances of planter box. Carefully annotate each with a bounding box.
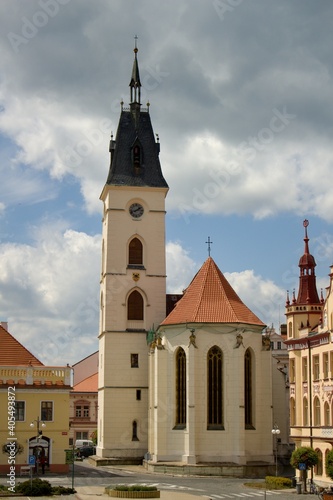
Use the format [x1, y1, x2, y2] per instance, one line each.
[323, 494, 333, 500]
[108, 490, 160, 498]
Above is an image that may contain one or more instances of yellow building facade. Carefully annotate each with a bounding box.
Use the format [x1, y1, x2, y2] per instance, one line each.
[285, 221, 333, 486]
[0, 323, 72, 474]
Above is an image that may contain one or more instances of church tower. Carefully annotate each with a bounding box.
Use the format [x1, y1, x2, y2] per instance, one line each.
[97, 44, 168, 459]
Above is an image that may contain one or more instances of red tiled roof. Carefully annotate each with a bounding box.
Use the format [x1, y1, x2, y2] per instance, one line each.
[73, 372, 98, 392]
[0, 325, 43, 366]
[161, 257, 265, 327]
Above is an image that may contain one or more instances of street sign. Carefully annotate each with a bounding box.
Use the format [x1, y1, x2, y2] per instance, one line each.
[29, 455, 36, 465]
[299, 463, 306, 470]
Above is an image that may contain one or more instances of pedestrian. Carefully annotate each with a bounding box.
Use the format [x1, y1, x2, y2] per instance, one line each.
[40, 454, 46, 474]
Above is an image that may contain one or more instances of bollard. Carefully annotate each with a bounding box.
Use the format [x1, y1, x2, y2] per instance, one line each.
[296, 482, 302, 494]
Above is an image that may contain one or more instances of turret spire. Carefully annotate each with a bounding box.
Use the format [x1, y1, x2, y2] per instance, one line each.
[129, 36, 141, 105]
[296, 219, 320, 304]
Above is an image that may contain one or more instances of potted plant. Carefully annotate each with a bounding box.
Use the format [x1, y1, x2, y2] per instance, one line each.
[290, 446, 319, 493]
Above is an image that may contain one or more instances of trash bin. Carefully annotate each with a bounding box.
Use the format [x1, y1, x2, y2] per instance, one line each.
[296, 482, 302, 494]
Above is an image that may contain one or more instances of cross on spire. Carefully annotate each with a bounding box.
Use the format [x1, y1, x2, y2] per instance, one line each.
[206, 236, 213, 257]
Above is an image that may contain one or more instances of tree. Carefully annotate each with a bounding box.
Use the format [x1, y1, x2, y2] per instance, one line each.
[290, 446, 319, 492]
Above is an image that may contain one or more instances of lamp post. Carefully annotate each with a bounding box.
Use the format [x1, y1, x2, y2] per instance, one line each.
[271, 423, 280, 477]
[30, 418, 46, 474]
[30, 417, 46, 438]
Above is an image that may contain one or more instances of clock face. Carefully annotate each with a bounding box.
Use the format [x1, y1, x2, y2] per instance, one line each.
[129, 203, 144, 219]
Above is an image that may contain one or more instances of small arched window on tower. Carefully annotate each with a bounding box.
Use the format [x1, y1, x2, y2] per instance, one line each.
[132, 420, 139, 441]
[128, 290, 144, 321]
[128, 238, 143, 268]
[132, 140, 142, 175]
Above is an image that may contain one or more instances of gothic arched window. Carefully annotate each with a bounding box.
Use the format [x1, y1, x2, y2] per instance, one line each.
[128, 238, 143, 266]
[245, 348, 254, 429]
[207, 346, 223, 429]
[315, 449, 323, 476]
[127, 290, 144, 320]
[303, 397, 308, 426]
[314, 396, 321, 426]
[175, 348, 186, 428]
[324, 401, 330, 426]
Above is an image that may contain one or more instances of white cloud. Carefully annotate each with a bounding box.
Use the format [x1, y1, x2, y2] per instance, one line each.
[166, 241, 198, 293]
[0, 223, 101, 365]
[225, 269, 286, 329]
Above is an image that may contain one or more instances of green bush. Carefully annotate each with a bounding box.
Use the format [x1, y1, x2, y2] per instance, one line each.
[326, 449, 333, 481]
[265, 476, 292, 489]
[16, 477, 52, 496]
[114, 485, 158, 492]
[16, 478, 76, 496]
[51, 485, 76, 495]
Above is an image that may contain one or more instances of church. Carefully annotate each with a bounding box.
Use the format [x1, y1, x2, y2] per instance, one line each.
[96, 45, 275, 475]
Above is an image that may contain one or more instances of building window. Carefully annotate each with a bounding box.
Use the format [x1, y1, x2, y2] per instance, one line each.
[313, 355, 320, 381]
[76, 431, 88, 440]
[302, 357, 308, 382]
[132, 420, 139, 441]
[323, 352, 329, 379]
[127, 290, 144, 320]
[290, 397, 296, 426]
[324, 402, 330, 426]
[75, 405, 90, 418]
[128, 238, 143, 266]
[175, 347, 186, 428]
[207, 346, 223, 429]
[290, 358, 295, 383]
[245, 348, 254, 429]
[314, 396, 321, 426]
[277, 341, 281, 350]
[303, 397, 308, 426]
[41, 401, 53, 421]
[315, 449, 323, 476]
[15, 401, 25, 421]
[136, 390, 141, 401]
[131, 354, 139, 368]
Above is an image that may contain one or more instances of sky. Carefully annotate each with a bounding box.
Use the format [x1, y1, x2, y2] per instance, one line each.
[1, 0, 333, 366]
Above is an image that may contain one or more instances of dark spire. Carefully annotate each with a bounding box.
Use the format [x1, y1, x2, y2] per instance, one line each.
[129, 36, 141, 105]
[104, 43, 168, 190]
[296, 220, 320, 304]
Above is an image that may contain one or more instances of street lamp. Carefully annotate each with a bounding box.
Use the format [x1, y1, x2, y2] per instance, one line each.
[30, 417, 46, 440]
[271, 423, 280, 477]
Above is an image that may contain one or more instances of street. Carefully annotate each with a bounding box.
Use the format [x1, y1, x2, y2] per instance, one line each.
[0, 460, 315, 499]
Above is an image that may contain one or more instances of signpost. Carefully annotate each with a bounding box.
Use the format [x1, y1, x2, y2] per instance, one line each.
[28, 455, 35, 489]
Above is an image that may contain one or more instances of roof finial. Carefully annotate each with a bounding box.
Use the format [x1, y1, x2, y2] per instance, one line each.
[303, 219, 310, 255]
[134, 34, 138, 53]
[206, 236, 213, 257]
